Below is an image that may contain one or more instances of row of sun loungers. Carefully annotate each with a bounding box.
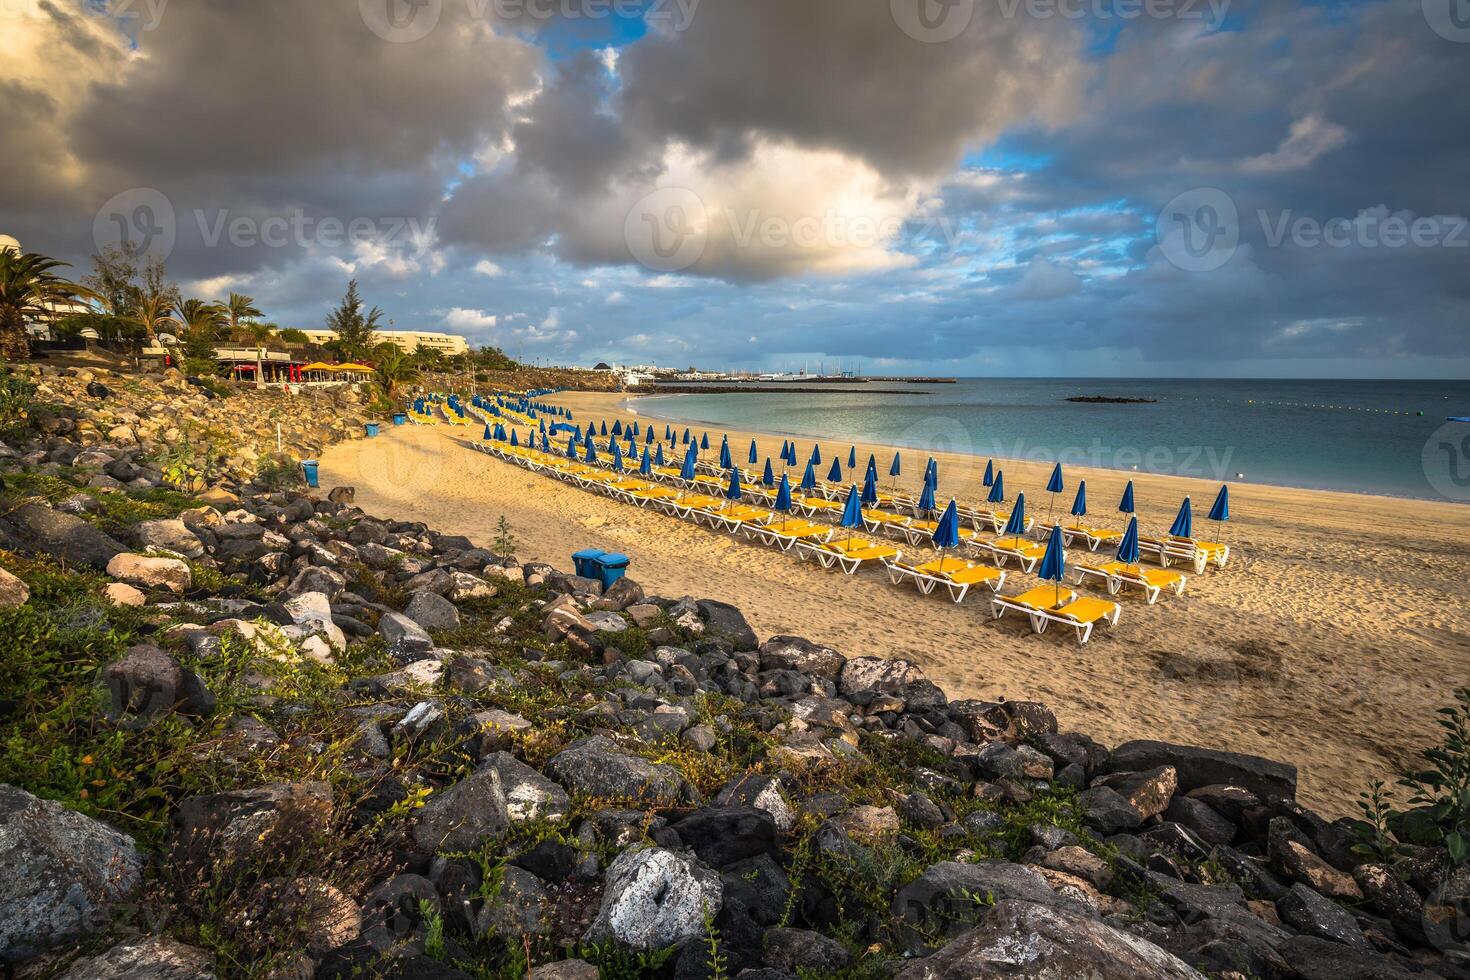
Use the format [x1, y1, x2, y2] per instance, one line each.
[463, 437, 1231, 643]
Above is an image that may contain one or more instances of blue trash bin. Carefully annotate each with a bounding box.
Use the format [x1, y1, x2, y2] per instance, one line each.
[594, 552, 630, 589]
[572, 548, 605, 579]
[301, 459, 320, 488]
[392, 412, 407, 426]
[365, 422, 381, 438]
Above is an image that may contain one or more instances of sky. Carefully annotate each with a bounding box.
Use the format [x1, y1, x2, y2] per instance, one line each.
[2, 0, 1468, 377]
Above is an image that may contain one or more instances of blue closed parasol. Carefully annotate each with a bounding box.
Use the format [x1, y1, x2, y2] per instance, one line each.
[1071, 481, 1087, 518]
[1169, 497, 1193, 538]
[827, 458, 842, 483]
[1038, 524, 1067, 605]
[988, 471, 1005, 504]
[1002, 492, 1027, 538]
[774, 473, 793, 512]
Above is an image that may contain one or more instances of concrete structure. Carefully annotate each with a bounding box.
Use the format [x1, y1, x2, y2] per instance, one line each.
[298, 328, 468, 356]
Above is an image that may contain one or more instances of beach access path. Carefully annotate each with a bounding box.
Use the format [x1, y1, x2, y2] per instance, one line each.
[319, 390, 1470, 816]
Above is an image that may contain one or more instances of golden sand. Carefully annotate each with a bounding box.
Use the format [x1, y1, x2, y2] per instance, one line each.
[319, 390, 1470, 816]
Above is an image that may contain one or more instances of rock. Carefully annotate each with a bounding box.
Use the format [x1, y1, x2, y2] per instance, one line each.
[1275, 935, 1418, 980]
[1106, 740, 1296, 801]
[57, 935, 216, 979]
[476, 865, 548, 938]
[286, 564, 347, 599]
[892, 860, 1066, 951]
[0, 567, 28, 610]
[714, 774, 796, 833]
[1093, 766, 1178, 820]
[528, 961, 599, 980]
[893, 899, 1206, 979]
[7, 502, 124, 568]
[839, 656, 927, 700]
[379, 611, 435, 661]
[759, 635, 845, 679]
[103, 582, 146, 607]
[0, 785, 144, 962]
[472, 708, 533, 753]
[1277, 883, 1369, 948]
[671, 806, 778, 868]
[283, 591, 346, 652]
[106, 553, 192, 593]
[405, 589, 461, 632]
[447, 571, 495, 602]
[832, 805, 901, 842]
[696, 599, 758, 650]
[763, 927, 851, 973]
[1042, 845, 1114, 889]
[1163, 795, 1236, 847]
[413, 752, 570, 853]
[1078, 786, 1144, 833]
[169, 782, 333, 880]
[1353, 862, 1427, 945]
[546, 735, 689, 807]
[899, 792, 947, 830]
[102, 643, 215, 722]
[947, 699, 1057, 743]
[1267, 817, 1362, 901]
[134, 518, 205, 559]
[584, 847, 722, 950]
[240, 876, 360, 956]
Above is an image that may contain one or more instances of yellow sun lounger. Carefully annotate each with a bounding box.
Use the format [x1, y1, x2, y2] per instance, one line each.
[699, 504, 774, 531]
[976, 535, 1047, 572]
[885, 555, 1007, 603]
[1074, 561, 1186, 605]
[795, 537, 902, 574]
[794, 495, 843, 516]
[900, 520, 979, 547]
[747, 519, 832, 550]
[863, 510, 914, 535]
[1030, 596, 1122, 644]
[1060, 523, 1124, 551]
[1141, 535, 1230, 574]
[969, 508, 1034, 534]
[990, 585, 1078, 623]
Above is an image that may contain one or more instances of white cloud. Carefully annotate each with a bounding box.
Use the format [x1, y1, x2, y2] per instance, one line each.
[474, 259, 505, 277]
[443, 307, 498, 330]
[1241, 114, 1349, 174]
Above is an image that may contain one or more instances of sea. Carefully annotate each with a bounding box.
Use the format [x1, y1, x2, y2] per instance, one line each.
[626, 378, 1470, 502]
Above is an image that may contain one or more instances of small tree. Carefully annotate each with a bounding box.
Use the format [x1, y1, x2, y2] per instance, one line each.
[325, 280, 382, 361]
[372, 342, 419, 404]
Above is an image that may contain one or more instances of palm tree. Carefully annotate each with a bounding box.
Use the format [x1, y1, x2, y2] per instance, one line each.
[373, 342, 419, 403]
[129, 289, 180, 347]
[0, 248, 99, 361]
[222, 292, 271, 387]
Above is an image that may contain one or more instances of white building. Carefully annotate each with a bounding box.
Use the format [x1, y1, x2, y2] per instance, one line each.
[299, 328, 468, 356]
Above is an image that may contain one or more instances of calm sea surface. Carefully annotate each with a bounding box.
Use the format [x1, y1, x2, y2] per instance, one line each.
[626, 379, 1470, 501]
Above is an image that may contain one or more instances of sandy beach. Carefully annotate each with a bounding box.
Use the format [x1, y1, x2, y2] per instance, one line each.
[320, 390, 1470, 816]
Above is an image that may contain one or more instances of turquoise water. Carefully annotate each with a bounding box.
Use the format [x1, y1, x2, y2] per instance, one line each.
[627, 379, 1470, 501]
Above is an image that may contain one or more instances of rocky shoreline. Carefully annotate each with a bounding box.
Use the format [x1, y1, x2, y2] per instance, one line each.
[0, 367, 1465, 979]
